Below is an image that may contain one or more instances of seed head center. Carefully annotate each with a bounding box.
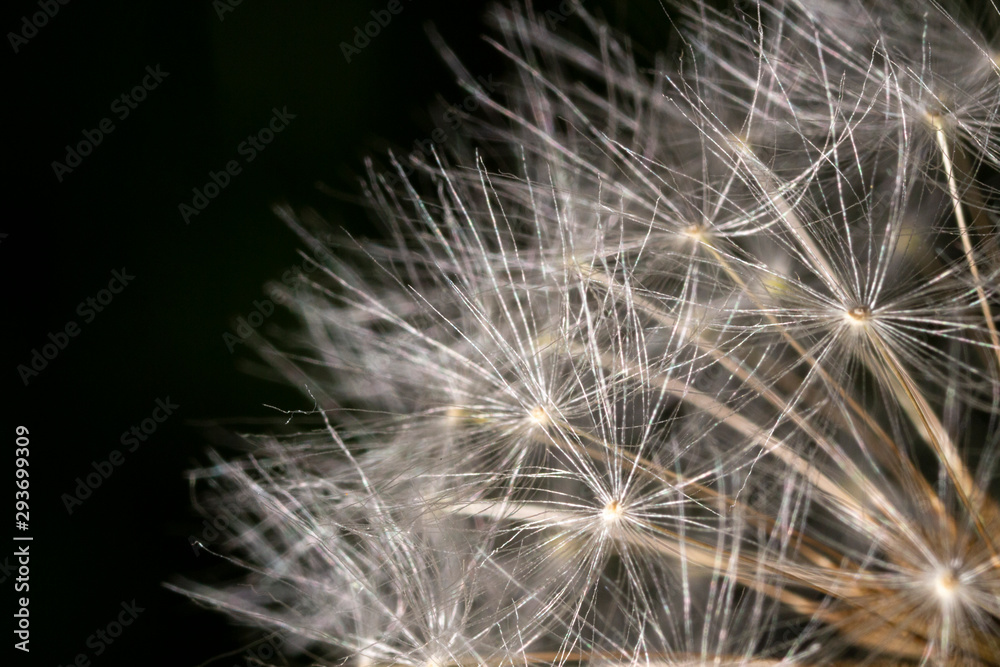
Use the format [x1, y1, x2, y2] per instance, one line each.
[845, 304, 872, 324]
[529, 405, 550, 426]
[933, 569, 960, 602]
[602, 499, 625, 523]
[684, 224, 706, 242]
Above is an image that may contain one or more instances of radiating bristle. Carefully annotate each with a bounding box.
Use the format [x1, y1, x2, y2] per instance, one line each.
[174, 1, 1000, 665]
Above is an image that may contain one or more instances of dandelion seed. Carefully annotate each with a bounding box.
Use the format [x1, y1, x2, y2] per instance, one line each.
[528, 404, 550, 427]
[843, 305, 872, 325]
[932, 568, 961, 605]
[176, 1, 1000, 664]
[682, 223, 707, 244]
[601, 498, 625, 525]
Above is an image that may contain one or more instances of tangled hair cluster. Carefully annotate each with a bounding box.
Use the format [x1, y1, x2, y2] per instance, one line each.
[175, 1, 1000, 664]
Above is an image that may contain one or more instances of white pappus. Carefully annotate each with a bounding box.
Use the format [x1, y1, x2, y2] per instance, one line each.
[172, 1, 1000, 665]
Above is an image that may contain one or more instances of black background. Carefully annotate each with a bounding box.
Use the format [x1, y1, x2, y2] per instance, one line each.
[5, 1, 666, 665]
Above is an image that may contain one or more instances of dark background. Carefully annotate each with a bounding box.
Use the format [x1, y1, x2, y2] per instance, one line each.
[4, 1, 665, 665]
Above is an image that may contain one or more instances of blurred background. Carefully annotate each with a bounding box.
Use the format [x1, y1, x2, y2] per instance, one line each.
[5, 1, 670, 664]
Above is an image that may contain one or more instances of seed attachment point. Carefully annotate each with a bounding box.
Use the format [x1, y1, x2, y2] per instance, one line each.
[932, 568, 961, 604]
[924, 109, 950, 134]
[844, 304, 872, 325]
[602, 499, 625, 524]
[528, 405, 550, 427]
[684, 223, 707, 242]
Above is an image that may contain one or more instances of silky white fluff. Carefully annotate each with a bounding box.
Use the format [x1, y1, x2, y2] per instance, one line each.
[174, 1, 1000, 665]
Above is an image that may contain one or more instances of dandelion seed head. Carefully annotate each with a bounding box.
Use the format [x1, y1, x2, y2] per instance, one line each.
[601, 498, 626, 525]
[934, 571, 959, 601]
[683, 223, 708, 244]
[930, 566, 963, 605]
[726, 133, 754, 158]
[924, 109, 949, 132]
[844, 304, 872, 326]
[528, 404, 550, 427]
[178, 1, 1000, 663]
